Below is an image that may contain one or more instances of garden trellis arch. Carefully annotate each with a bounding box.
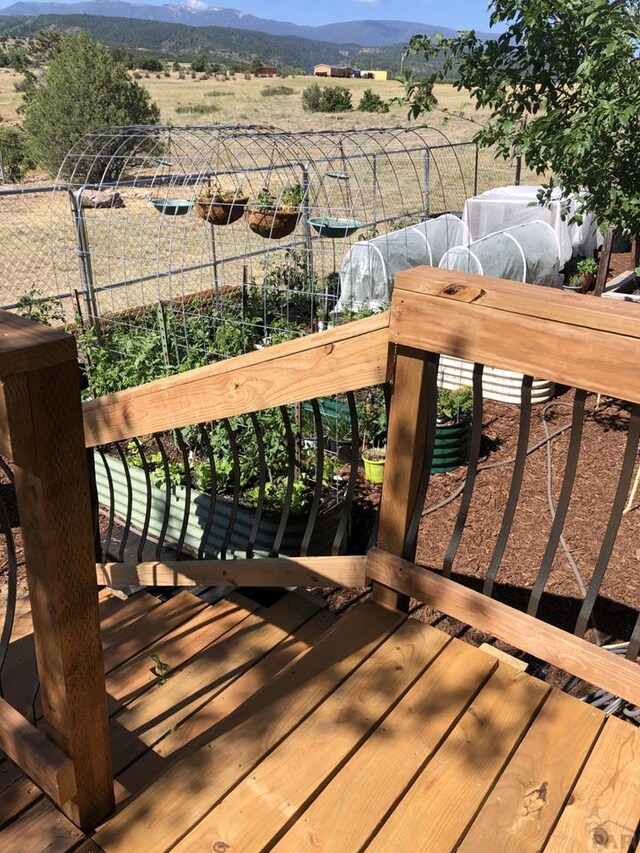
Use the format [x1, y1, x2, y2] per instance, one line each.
[55, 123, 484, 362]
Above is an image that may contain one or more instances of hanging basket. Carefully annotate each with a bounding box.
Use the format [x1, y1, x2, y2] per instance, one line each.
[195, 196, 249, 226]
[308, 216, 364, 239]
[245, 207, 301, 239]
[149, 198, 193, 216]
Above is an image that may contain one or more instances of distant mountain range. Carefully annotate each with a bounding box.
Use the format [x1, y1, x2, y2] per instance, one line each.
[0, 2, 489, 46]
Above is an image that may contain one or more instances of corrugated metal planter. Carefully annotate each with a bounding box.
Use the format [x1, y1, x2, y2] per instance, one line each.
[95, 453, 343, 559]
[432, 419, 471, 474]
[439, 356, 554, 405]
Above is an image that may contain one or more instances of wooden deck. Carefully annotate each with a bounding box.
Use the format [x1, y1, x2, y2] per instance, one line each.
[1, 587, 639, 853]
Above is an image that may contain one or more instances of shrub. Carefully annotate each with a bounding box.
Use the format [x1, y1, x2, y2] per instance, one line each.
[358, 88, 389, 113]
[0, 126, 34, 181]
[301, 83, 352, 113]
[22, 32, 159, 179]
[261, 84, 294, 97]
[174, 103, 220, 115]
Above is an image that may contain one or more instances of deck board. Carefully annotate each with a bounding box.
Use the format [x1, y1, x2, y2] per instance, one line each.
[459, 689, 605, 852]
[366, 664, 550, 852]
[545, 715, 640, 852]
[274, 638, 498, 853]
[171, 618, 452, 852]
[2, 595, 640, 853]
[114, 605, 336, 802]
[93, 600, 404, 852]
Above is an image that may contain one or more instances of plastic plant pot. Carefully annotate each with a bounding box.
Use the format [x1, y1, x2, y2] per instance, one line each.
[362, 454, 386, 483]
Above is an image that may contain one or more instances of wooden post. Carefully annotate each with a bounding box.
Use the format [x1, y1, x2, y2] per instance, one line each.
[371, 346, 435, 612]
[631, 234, 640, 269]
[0, 312, 114, 830]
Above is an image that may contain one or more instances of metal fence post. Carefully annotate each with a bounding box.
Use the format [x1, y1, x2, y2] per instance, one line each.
[69, 188, 101, 340]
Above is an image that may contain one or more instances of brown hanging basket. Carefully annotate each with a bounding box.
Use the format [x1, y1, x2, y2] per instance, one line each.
[195, 196, 249, 226]
[245, 207, 301, 239]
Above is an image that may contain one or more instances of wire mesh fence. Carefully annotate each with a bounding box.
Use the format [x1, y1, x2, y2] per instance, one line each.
[0, 126, 520, 371]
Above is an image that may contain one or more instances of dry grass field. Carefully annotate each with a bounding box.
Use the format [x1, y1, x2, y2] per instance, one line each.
[0, 67, 486, 142]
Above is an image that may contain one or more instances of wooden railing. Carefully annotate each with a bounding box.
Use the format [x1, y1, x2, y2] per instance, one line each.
[3, 266, 640, 830]
[0, 312, 113, 830]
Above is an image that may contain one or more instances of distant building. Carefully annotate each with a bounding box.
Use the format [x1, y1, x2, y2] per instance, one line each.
[257, 66, 278, 77]
[361, 70, 392, 81]
[314, 64, 358, 78]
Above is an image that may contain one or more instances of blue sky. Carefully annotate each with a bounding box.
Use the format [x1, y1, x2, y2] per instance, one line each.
[216, 1, 494, 31]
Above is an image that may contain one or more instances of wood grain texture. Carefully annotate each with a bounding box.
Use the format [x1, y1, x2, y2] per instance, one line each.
[460, 689, 605, 852]
[0, 797, 84, 852]
[83, 313, 392, 447]
[94, 601, 403, 852]
[372, 346, 434, 611]
[275, 638, 496, 853]
[0, 311, 76, 378]
[367, 664, 549, 852]
[114, 607, 336, 802]
[109, 592, 325, 775]
[367, 548, 640, 707]
[97, 555, 368, 589]
[391, 286, 640, 404]
[545, 716, 640, 852]
[172, 619, 451, 852]
[394, 266, 640, 338]
[4, 359, 114, 830]
[0, 696, 76, 806]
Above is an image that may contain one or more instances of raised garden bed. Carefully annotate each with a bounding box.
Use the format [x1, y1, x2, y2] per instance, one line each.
[95, 453, 343, 559]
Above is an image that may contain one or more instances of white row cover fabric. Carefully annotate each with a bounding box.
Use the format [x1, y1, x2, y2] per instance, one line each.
[337, 214, 469, 311]
[439, 221, 563, 287]
[462, 185, 601, 266]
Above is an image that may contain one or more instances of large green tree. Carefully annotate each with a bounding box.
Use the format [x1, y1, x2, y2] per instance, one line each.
[23, 31, 159, 180]
[405, 0, 640, 233]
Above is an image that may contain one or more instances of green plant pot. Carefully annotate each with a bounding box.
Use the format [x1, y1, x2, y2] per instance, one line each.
[362, 455, 385, 483]
[431, 419, 470, 473]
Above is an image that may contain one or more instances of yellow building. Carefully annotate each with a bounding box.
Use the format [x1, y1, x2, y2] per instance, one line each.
[362, 70, 391, 81]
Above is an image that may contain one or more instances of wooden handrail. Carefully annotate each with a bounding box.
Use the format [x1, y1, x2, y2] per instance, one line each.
[0, 310, 114, 830]
[391, 268, 640, 403]
[83, 311, 392, 447]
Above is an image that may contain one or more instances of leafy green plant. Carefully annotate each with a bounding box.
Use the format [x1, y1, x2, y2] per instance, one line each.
[576, 258, 598, 276]
[15, 287, 64, 326]
[22, 32, 159, 180]
[403, 0, 640, 235]
[174, 103, 219, 115]
[149, 654, 171, 685]
[261, 84, 294, 97]
[280, 183, 303, 210]
[0, 126, 34, 182]
[437, 386, 473, 422]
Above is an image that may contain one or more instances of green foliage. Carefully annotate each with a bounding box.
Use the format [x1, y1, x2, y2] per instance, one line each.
[252, 183, 302, 212]
[437, 386, 473, 422]
[404, 0, 640, 233]
[576, 258, 598, 276]
[174, 102, 220, 115]
[14, 287, 64, 325]
[0, 126, 35, 182]
[358, 88, 389, 113]
[357, 386, 387, 449]
[301, 83, 352, 113]
[22, 32, 160, 180]
[261, 84, 294, 97]
[280, 183, 303, 209]
[149, 654, 171, 685]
